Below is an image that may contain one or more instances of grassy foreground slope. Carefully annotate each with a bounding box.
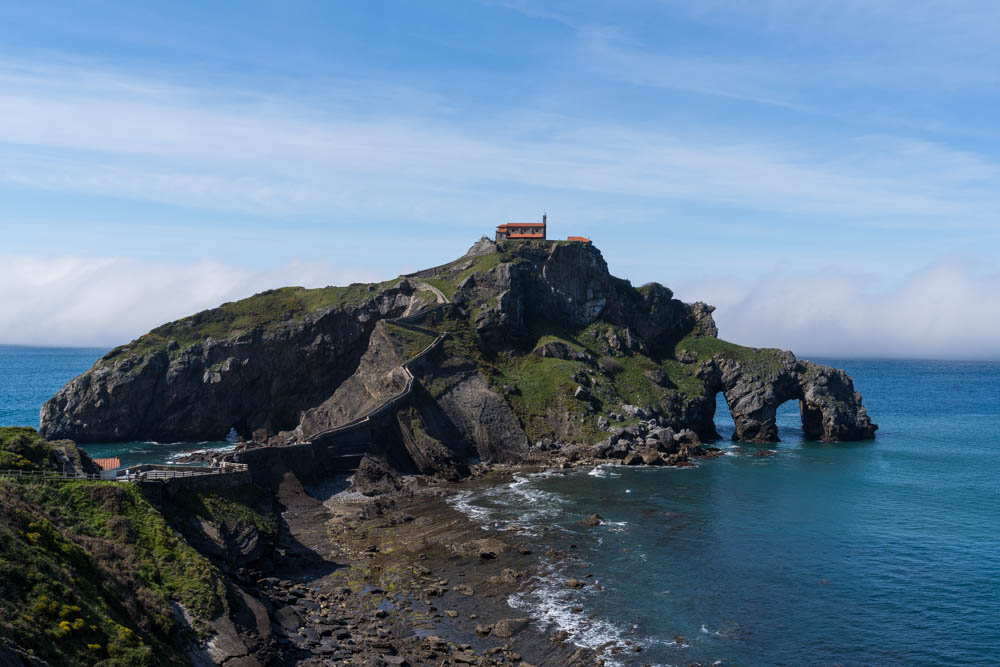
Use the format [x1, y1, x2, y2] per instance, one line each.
[0, 427, 275, 666]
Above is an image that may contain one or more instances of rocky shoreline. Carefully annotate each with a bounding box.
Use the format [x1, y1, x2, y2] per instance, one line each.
[238, 469, 599, 666]
[219, 429, 735, 667]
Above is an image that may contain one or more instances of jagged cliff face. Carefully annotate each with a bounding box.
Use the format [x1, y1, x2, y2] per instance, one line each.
[40, 239, 876, 466]
[454, 241, 692, 353]
[40, 283, 424, 442]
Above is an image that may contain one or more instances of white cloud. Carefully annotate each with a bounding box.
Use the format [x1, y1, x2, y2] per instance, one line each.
[1, 58, 1000, 230]
[676, 261, 1000, 360]
[0, 255, 378, 347]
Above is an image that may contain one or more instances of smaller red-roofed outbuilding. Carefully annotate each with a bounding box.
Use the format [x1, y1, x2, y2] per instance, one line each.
[93, 457, 121, 471]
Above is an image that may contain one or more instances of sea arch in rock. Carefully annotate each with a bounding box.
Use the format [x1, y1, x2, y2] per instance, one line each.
[705, 352, 877, 443]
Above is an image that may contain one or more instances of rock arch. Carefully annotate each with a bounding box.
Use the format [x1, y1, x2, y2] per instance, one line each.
[704, 351, 877, 443]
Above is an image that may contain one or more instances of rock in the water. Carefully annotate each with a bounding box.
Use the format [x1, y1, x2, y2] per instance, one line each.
[673, 428, 701, 445]
[578, 514, 604, 527]
[640, 448, 665, 466]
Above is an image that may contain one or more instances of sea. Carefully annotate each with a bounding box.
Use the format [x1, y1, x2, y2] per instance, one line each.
[0, 345, 232, 466]
[3, 347, 999, 664]
[449, 358, 1000, 665]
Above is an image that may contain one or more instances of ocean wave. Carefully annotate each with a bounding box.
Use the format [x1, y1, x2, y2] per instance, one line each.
[508, 560, 633, 667]
[446, 489, 494, 524]
[587, 464, 622, 479]
[164, 443, 235, 462]
[448, 473, 570, 536]
[605, 520, 629, 534]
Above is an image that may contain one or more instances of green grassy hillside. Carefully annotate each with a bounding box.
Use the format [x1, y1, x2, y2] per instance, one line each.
[0, 428, 275, 666]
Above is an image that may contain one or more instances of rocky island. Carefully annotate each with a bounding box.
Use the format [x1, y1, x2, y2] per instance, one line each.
[3, 237, 876, 665]
[41, 238, 874, 484]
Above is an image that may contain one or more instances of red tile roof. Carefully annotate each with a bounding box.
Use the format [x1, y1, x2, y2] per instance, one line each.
[496, 223, 545, 229]
[93, 457, 121, 471]
[567, 236, 591, 243]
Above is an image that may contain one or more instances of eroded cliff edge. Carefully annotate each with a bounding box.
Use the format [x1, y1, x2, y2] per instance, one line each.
[40, 239, 876, 464]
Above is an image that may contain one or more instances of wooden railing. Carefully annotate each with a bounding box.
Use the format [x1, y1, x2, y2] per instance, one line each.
[0, 468, 105, 481]
[0, 462, 249, 483]
[107, 462, 249, 481]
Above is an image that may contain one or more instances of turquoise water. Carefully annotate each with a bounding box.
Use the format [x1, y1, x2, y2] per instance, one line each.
[0, 346, 230, 465]
[5, 348, 999, 662]
[451, 359, 1000, 665]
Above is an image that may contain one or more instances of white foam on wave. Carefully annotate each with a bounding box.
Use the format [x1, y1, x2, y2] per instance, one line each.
[447, 473, 569, 536]
[164, 443, 235, 461]
[526, 468, 565, 479]
[446, 489, 494, 524]
[508, 559, 633, 667]
[587, 463, 622, 479]
[605, 520, 629, 534]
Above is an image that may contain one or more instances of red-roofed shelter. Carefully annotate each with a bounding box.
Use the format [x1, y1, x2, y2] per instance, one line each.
[93, 457, 121, 471]
[496, 214, 547, 241]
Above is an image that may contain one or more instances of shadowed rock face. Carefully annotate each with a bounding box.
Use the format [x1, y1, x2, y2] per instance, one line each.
[40, 238, 876, 471]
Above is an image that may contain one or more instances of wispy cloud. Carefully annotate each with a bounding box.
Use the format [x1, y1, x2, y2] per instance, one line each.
[2, 58, 1000, 230]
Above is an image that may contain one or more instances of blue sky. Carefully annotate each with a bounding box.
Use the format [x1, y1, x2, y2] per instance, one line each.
[1, 1, 998, 357]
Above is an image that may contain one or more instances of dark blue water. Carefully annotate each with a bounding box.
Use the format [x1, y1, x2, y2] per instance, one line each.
[0, 346, 230, 465]
[451, 359, 1000, 665]
[0, 345, 106, 427]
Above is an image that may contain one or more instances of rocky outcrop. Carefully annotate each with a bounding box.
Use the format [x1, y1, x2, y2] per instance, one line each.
[699, 351, 877, 442]
[420, 355, 530, 464]
[40, 282, 425, 443]
[455, 242, 691, 353]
